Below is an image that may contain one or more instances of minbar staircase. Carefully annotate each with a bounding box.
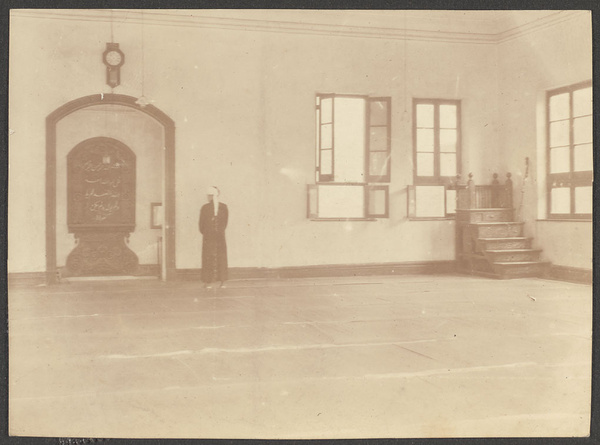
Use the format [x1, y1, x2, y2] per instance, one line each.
[455, 173, 549, 279]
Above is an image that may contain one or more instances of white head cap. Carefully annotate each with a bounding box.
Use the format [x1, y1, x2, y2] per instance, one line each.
[206, 186, 219, 196]
[206, 186, 220, 215]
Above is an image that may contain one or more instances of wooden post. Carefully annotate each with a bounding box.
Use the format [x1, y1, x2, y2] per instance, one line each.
[504, 172, 513, 209]
[455, 174, 462, 210]
[491, 173, 500, 208]
[467, 172, 476, 209]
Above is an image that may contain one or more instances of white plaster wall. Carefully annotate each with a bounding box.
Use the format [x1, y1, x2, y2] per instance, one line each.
[496, 12, 592, 270]
[10, 12, 501, 273]
[536, 221, 592, 269]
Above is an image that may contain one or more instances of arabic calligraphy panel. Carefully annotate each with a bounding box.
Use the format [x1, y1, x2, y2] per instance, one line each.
[67, 137, 136, 229]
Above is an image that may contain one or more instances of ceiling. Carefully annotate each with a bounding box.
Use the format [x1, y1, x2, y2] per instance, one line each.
[137, 9, 573, 35]
[12, 9, 586, 43]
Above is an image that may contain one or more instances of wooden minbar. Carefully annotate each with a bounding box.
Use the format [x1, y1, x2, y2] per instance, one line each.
[455, 172, 548, 278]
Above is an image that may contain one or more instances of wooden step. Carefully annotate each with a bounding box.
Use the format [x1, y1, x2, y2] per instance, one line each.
[471, 222, 524, 238]
[477, 237, 533, 251]
[456, 208, 514, 223]
[484, 249, 541, 263]
[457, 254, 495, 275]
[492, 261, 550, 279]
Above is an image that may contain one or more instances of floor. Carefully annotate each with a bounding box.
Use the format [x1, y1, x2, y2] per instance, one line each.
[8, 274, 592, 439]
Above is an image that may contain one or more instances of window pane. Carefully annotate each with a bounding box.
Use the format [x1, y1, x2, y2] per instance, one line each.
[369, 152, 390, 177]
[440, 129, 457, 152]
[417, 129, 434, 152]
[417, 153, 434, 176]
[440, 153, 457, 177]
[368, 188, 387, 215]
[550, 147, 570, 173]
[573, 87, 592, 117]
[575, 186, 592, 214]
[574, 144, 593, 172]
[439, 104, 457, 128]
[334, 97, 365, 183]
[370, 100, 388, 126]
[320, 123, 332, 149]
[369, 126, 387, 152]
[550, 120, 569, 147]
[549, 93, 569, 121]
[415, 186, 445, 217]
[573, 115, 592, 145]
[321, 98, 332, 123]
[416, 104, 434, 127]
[320, 149, 333, 175]
[317, 184, 364, 218]
[551, 187, 570, 214]
[315, 110, 320, 168]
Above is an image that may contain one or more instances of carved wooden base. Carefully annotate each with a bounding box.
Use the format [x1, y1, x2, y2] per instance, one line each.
[476, 237, 532, 251]
[475, 223, 524, 238]
[484, 250, 541, 263]
[456, 208, 549, 280]
[65, 232, 139, 276]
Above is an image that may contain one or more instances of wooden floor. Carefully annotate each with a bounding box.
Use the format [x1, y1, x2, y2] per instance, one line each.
[8, 274, 592, 439]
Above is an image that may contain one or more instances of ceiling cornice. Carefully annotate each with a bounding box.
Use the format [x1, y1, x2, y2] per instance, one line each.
[10, 9, 587, 45]
[496, 10, 588, 43]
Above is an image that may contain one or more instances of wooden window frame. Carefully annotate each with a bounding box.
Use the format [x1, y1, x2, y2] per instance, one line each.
[316, 94, 336, 182]
[365, 185, 389, 218]
[307, 183, 388, 220]
[407, 184, 457, 220]
[413, 99, 462, 186]
[316, 94, 391, 185]
[546, 80, 593, 220]
[312, 93, 391, 220]
[366, 97, 392, 183]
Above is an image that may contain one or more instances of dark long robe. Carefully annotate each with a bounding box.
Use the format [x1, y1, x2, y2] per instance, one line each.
[199, 202, 228, 283]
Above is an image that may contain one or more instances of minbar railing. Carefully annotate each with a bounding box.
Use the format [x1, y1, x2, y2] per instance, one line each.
[456, 172, 513, 210]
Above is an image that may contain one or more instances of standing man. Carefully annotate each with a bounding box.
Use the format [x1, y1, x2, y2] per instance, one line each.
[199, 186, 228, 288]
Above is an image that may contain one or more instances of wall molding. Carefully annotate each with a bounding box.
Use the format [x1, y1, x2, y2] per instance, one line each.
[8, 272, 46, 287]
[8, 265, 161, 287]
[497, 10, 587, 44]
[11, 9, 586, 45]
[177, 261, 458, 281]
[9, 262, 592, 286]
[545, 265, 592, 285]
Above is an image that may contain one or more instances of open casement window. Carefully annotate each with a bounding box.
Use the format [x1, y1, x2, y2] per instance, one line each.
[414, 99, 461, 185]
[312, 94, 391, 219]
[307, 184, 389, 220]
[367, 98, 392, 182]
[547, 81, 592, 219]
[316, 95, 391, 183]
[407, 184, 457, 219]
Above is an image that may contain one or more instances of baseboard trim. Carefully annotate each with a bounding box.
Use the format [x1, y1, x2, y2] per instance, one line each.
[8, 262, 592, 286]
[8, 265, 160, 287]
[7, 271, 46, 287]
[177, 260, 458, 281]
[545, 264, 592, 285]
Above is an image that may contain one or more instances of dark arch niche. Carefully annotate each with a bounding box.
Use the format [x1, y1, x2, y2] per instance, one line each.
[46, 94, 176, 283]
